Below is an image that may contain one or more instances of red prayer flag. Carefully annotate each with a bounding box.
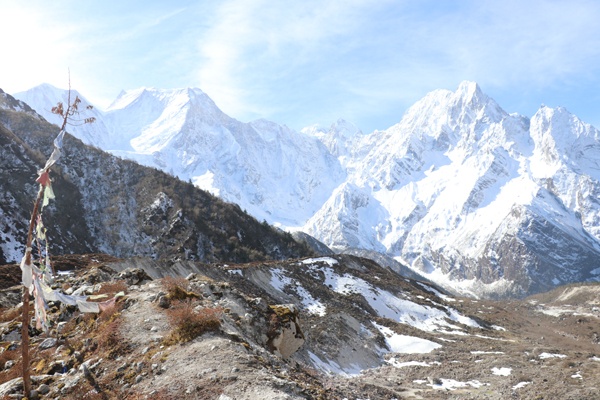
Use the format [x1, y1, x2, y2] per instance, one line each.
[36, 170, 51, 186]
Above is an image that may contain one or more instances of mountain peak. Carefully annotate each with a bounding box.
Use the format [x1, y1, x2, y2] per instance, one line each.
[330, 119, 363, 139]
[456, 80, 482, 98]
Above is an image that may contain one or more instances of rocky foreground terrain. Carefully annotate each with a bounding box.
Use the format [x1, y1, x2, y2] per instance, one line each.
[1, 254, 600, 399]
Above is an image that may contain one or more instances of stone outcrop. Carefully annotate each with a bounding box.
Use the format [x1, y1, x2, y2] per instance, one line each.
[267, 304, 305, 358]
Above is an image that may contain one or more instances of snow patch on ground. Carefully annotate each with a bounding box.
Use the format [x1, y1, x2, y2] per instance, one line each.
[308, 351, 362, 377]
[424, 378, 489, 390]
[373, 322, 442, 354]
[491, 367, 512, 376]
[416, 282, 456, 302]
[269, 268, 326, 316]
[539, 352, 567, 359]
[301, 257, 338, 266]
[313, 264, 482, 334]
[387, 359, 436, 368]
[513, 381, 531, 390]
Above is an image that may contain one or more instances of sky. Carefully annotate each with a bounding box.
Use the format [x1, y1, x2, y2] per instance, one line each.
[2, 0, 600, 133]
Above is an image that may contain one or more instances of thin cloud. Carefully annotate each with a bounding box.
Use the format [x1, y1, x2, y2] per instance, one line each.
[195, 0, 393, 120]
[3, 0, 600, 131]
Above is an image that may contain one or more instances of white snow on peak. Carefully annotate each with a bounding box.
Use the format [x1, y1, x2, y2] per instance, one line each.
[14, 83, 110, 147]
[13, 80, 600, 298]
[15, 83, 344, 227]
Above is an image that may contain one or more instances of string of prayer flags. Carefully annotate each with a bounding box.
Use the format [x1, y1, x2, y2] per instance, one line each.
[20, 128, 124, 332]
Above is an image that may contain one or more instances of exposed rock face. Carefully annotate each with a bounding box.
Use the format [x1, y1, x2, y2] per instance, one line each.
[267, 304, 304, 358]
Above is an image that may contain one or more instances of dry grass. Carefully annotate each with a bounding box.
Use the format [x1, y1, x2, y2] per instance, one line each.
[0, 349, 21, 383]
[161, 276, 200, 301]
[95, 280, 128, 295]
[164, 301, 222, 344]
[0, 306, 20, 323]
[95, 303, 129, 359]
[96, 319, 127, 359]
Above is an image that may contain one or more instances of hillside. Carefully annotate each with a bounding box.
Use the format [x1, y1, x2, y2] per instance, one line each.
[1, 254, 599, 399]
[0, 89, 313, 265]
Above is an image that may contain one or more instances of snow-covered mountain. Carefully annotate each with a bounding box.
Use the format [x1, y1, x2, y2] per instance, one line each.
[305, 82, 600, 297]
[14, 81, 600, 297]
[15, 85, 345, 226]
[14, 83, 111, 147]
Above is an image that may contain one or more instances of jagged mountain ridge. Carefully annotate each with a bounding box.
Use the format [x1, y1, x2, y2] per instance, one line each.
[0, 90, 313, 265]
[305, 82, 600, 298]
[13, 82, 600, 298]
[15, 85, 345, 227]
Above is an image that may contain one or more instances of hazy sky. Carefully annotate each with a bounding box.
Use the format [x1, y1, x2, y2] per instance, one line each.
[2, 0, 600, 132]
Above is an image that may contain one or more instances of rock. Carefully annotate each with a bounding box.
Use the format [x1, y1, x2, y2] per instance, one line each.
[117, 268, 152, 286]
[267, 304, 305, 358]
[157, 295, 170, 309]
[37, 384, 50, 395]
[135, 362, 145, 372]
[2, 330, 20, 342]
[251, 297, 269, 313]
[428, 376, 442, 385]
[73, 351, 83, 363]
[186, 273, 197, 281]
[39, 338, 58, 350]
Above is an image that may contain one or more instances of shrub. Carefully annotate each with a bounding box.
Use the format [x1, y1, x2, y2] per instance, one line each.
[161, 276, 199, 301]
[165, 302, 222, 344]
[0, 349, 21, 383]
[96, 319, 127, 359]
[95, 280, 128, 295]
